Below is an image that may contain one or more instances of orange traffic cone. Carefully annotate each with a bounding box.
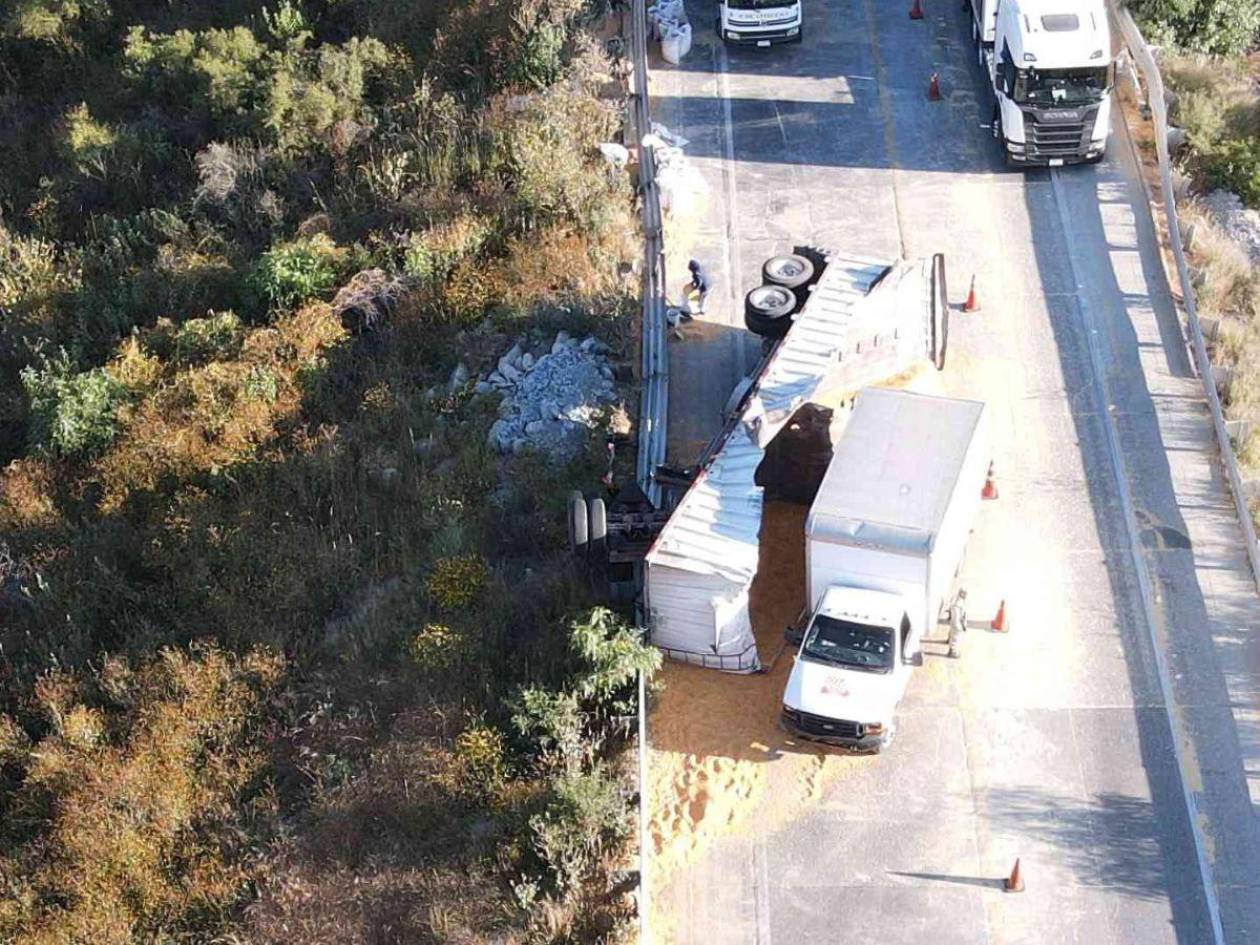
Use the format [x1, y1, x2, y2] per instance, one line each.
[928, 73, 941, 101]
[1003, 858, 1025, 892]
[991, 599, 1008, 632]
[963, 275, 981, 313]
[909, 0, 924, 19]
[981, 462, 998, 500]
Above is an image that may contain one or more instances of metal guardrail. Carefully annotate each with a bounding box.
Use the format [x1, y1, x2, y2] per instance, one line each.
[1113, 7, 1260, 593]
[627, 3, 669, 943]
[631, 0, 669, 510]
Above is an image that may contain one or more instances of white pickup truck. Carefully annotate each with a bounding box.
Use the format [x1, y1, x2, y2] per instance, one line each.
[781, 388, 989, 751]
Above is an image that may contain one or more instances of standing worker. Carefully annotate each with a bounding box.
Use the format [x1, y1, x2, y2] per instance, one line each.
[947, 588, 967, 659]
[687, 259, 711, 316]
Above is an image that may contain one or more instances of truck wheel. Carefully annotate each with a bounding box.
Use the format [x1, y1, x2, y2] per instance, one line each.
[744, 284, 797, 338]
[587, 496, 608, 565]
[762, 254, 816, 290]
[568, 491, 588, 557]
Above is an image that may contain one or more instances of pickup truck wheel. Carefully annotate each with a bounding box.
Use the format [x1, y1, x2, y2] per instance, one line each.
[568, 491, 588, 557]
[762, 253, 816, 290]
[744, 284, 797, 338]
[587, 496, 608, 565]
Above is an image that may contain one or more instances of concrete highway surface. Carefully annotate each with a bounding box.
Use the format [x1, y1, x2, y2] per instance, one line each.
[648, 1, 1260, 942]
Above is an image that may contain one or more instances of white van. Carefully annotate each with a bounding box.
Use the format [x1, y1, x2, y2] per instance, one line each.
[716, 1, 802, 46]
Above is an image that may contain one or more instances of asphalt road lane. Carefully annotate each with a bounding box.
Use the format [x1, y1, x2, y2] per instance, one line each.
[649, 0, 1260, 942]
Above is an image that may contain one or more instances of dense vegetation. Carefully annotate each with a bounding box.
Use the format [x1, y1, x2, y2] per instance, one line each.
[1131, 0, 1260, 56]
[0, 1, 656, 942]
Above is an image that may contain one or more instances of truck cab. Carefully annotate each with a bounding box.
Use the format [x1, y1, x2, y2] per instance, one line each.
[782, 586, 917, 751]
[716, 0, 803, 46]
[975, 0, 1114, 165]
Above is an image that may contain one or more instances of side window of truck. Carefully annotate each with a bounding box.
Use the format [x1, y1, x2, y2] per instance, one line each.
[999, 44, 1015, 96]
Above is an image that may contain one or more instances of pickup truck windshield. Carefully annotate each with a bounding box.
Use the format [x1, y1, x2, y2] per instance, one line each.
[1015, 66, 1109, 106]
[803, 615, 894, 674]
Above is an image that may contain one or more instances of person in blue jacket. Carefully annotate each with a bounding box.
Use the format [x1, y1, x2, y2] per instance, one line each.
[687, 259, 711, 316]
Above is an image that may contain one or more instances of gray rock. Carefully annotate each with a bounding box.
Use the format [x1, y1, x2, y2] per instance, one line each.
[1202, 189, 1260, 265]
[487, 419, 509, 450]
[511, 438, 528, 454]
[525, 419, 545, 435]
[474, 380, 494, 395]
[448, 362, 469, 390]
[552, 330, 571, 354]
[500, 362, 522, 383]
[521, 352, 536, 371]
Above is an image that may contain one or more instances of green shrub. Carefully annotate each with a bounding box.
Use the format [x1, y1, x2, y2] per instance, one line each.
[527, 764, 627, 895]
[4, 0, 109, 44]
[263, 36, 394, 154]
[123, 25, 267, 118]
[170, 311, 245, 363]
[21, 349, 125, 456]
[243, 364, 279, 402]
[1203, 136, 1260, 207]
[426, 553, 489, 610]
[408, 622, 464, 671]
[250, 234, 342, 312]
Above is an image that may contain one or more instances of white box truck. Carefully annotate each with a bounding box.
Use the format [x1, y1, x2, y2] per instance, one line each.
[716, 0, 803, 46]
[780, 389, 989, 751]
[969, 0, 1113, 165]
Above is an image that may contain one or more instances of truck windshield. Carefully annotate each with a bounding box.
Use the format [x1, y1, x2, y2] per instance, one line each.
[1014, 66, 1110, 106]
[803, 615, 894, 674]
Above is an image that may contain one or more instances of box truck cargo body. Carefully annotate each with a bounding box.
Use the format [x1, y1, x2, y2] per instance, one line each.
[782, 389, 989, 750]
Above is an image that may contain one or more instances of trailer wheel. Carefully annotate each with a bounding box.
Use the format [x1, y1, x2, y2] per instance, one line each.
[567, 491, 588, 557]
[744, 284, 797, 338]
[762, 254, 816, 290]
[587, 497, 608, 565]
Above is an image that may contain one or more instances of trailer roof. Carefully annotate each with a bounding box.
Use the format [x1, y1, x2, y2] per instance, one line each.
[808, 389, 984, 554]
[646, 251, 901, 583]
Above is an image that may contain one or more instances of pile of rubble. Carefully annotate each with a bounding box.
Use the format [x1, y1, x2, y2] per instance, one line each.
[472, 331, 618, 459]
[1202, 189, 1260, 265]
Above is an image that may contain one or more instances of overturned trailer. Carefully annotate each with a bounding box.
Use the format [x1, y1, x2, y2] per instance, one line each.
[644, 251, 948, 671]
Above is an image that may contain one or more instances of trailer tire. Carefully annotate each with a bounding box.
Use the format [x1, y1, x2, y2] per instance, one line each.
[587, 497, 608, 565]
[568, 491, 588, 557]
[744, 284, 797, 338]
[762, 254, 816, 290]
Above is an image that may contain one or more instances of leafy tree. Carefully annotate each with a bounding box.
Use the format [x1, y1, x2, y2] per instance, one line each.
[1131, 0, 1260, 55]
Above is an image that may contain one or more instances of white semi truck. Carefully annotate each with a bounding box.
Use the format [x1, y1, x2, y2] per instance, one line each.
[969, 0, 1114, 165]
[780, 389, 989, 750]
[716, 0, 803, 45]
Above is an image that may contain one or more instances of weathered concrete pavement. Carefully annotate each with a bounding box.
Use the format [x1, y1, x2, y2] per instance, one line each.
[647, 0, 1260, 942]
